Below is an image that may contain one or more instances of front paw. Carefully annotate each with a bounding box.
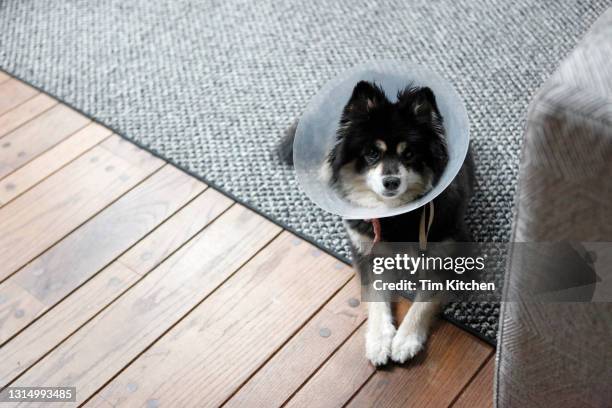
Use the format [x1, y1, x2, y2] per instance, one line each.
[365, 324, 396, 366]
[391, 331, 426, 363]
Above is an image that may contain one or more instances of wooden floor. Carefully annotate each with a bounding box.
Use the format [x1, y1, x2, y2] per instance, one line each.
[0, 72, 494, 407]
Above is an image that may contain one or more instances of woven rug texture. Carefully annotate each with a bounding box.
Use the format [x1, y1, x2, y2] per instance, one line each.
[1, 0, 608, 343]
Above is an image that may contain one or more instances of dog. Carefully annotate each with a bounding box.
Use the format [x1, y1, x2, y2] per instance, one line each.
[279, 80, 474, 365]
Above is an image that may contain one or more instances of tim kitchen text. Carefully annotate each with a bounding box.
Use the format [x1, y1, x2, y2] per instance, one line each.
[373, 279, 496, 292]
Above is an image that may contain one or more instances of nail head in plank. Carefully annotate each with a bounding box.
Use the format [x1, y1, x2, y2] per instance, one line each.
[0, 183, 230, 386]
[100, 135, 164, 173]
[0, 145, 162, 282]
[0, 122, 112, 204]
[97, 231, 352, 408]
[0, 165, 203, 343]
[10, 206, 280, 406]
[119, 187, 233, 275]
[0, 104, 91, 179]
[0, 93, 57, 138]
[0, 281, 46, 345]
[345, 325, 493, 408]
[0, 263, 139, 386]
[285, 324, 374, 408]
[226, 277, 364, 408]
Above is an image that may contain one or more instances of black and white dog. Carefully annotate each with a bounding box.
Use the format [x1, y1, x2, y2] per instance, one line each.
[280, 81, 474, 365]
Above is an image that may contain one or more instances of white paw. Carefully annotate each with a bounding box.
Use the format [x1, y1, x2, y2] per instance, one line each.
[365, 323, 396, 366]
[391, 332, 426, 363]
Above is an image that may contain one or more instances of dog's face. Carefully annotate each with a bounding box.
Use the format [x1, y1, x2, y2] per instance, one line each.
[326, 81, 448, 207]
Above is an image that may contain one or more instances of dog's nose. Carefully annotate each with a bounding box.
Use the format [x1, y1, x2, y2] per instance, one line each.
[383, 176, 400, 191]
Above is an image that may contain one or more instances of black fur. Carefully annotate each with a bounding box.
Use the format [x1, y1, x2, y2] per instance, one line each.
[346, 150, 474, 247]
[278, 80, 475, 248]
[278, 119, 298, 166]
[328, 81, 449, 187]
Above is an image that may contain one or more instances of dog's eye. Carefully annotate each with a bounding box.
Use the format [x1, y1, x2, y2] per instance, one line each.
[364, 148, 380, 163]
[402, 150, 413, 160]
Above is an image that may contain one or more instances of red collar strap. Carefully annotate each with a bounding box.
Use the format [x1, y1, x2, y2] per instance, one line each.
[367, 218, 382, 244]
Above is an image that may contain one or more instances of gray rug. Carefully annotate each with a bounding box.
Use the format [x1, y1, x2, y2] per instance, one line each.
[0, 0, 607, 344]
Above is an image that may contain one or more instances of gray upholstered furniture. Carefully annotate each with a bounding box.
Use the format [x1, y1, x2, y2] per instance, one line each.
[496, 8, 612, 407]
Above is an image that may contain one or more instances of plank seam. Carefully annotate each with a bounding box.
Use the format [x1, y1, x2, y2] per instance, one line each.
[340, 342, 495, 408]
[0, 187, 236, 386]
[0, 132, 113, 206]
[115, 198, 242, 279]
[220, 275, 358, 407]
[0, 183, 211, 348]
[0, 80, 39, 119]
[81, 226, 284, 407]
[340, 362, 377, 408]
[0, 96, 59, 140]
[0, 163, 166, 287]
[0, 69, 497, 347]
[447, 351, 495, 408]
[0, 100, 61, 140]
[0, 118, 92, 181]
[279, 319, 368, 408]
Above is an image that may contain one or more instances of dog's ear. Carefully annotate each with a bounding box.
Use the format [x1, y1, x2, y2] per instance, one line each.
[399, 86, 448, 173]
[398, 86, 440, 124]
[345, 81, 387, 112]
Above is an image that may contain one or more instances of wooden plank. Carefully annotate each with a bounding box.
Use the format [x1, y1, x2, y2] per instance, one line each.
[0, 164, 203, 344]
[285, 324, 374, 408]
[98, 134, 163, 173]
[11, 206, 281, 406]
[0, 93, 57, 138]
[286, 318, 493, 408]
[118, 187, 233, 275]
[0, 71, 10, 84]
[0, 263, 139, 386]
[0, 104, 90, 178]
[84, 396, 114, 408]
[0, 184, 230, 387]
[231, 292, 413, 407]
[0, 79, 38, 116]
[0, 122, 112, 204]
[99, 135, 158, 170]
[452, 356, 494, 408]
[345, 325, 493, 408]
[225, 277, 366, 408]
[0, 139, 162, 283]
[0, 282, 46, 352]
[95, 232, 353, 408]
